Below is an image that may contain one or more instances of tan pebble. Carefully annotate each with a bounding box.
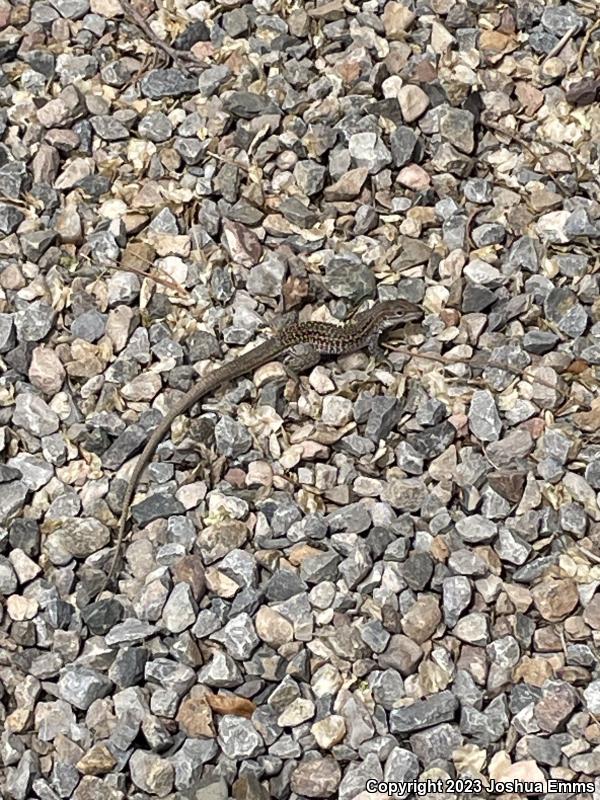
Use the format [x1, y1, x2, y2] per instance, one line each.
[397, 164, 431, 190]
[398, 85, 430, 123]
[29, 346, 66, 394]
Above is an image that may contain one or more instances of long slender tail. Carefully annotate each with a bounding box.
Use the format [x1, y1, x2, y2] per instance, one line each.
[100, 414, 176, 592]
[99, 338, 285, 593]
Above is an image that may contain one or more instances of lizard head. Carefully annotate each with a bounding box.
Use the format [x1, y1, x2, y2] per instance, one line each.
[371, 298, 424, 331]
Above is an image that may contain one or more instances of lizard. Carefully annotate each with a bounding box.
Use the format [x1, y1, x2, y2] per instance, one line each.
[99, 298, 424, 592]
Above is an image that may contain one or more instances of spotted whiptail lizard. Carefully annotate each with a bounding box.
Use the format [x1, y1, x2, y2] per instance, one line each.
[99, 299, 423, 592]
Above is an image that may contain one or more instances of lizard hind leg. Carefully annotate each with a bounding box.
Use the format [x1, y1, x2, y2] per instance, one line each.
[282, 343, 322, 382]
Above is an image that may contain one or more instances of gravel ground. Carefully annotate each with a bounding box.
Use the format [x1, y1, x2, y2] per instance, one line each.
[2, 0, 600, 798]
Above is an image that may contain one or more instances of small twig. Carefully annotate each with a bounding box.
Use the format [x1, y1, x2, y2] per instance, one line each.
[558, 627, 569, 659]
[108, 262, 189, 299]
[387, 344, 585, 408]
[577, 18, 600, 74]
[482, 117, 571, 199]
[493, 114, 600, 198]
[0, 195, 28, 208]
[80, 251, 190, 299]
[569, 0, 596, 13]
[576, 545, 600, 565]
[126, 49, 154, 89]
[542, 23, 579, 65]
[119, 0, 209, 73]
[204, 150, 251, 173]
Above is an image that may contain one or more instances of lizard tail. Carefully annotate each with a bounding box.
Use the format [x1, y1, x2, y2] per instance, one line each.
[99, 417, 174, 593]
[99, 338, 285, 593]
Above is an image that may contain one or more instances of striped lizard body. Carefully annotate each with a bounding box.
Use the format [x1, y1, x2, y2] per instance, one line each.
[99, 299, 423, 592]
